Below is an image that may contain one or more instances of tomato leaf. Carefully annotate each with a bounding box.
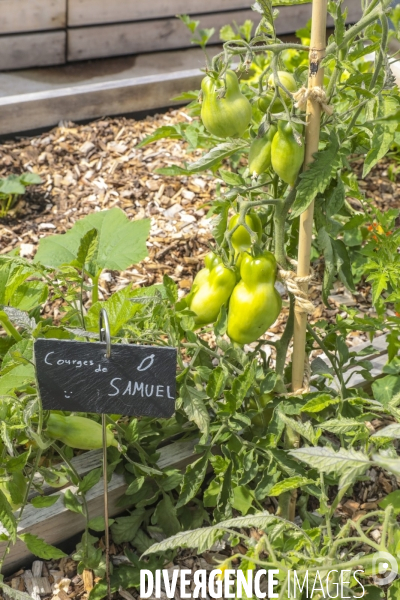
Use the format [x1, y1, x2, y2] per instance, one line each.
[176, 451, 210, 508]
[291, 132, 342, 219]
[18, 533, 66, 559]
[0, 488, 17, 542]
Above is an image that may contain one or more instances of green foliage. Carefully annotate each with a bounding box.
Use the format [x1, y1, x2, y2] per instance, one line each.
[0, 173, 42, 217]
[0, 3, 399, 596]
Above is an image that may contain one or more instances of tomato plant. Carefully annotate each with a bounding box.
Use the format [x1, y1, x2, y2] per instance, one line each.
[0, 0, 400, 598]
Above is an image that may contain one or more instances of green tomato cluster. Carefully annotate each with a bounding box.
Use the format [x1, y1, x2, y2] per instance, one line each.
[186, 213, 282, 345]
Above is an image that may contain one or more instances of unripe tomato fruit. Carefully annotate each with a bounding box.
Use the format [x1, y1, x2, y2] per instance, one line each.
[271, 121, 305, 186]
[201, 70, 252, 138]
[258, 71, 297, 113]
[248, 125, 277, 176]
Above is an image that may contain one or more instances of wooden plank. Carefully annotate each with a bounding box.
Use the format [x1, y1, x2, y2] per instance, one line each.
[67, 2, 362, 62]
[0, 0, 66, 34]
[68, 0, 252, 26]
[0, 68, 203, 135]
[0, 31, 66, 71]
[1, 439, 197, 574]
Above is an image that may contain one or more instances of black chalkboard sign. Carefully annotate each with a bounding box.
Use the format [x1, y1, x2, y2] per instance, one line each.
[34, 338, 177, 417]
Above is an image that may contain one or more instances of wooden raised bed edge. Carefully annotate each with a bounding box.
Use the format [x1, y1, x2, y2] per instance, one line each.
[0, 439, 197, 575]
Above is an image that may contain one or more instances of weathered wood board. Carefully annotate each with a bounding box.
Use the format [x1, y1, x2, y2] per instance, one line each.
[0, 68, 203, 135]
[68, 0, 253, 26]
[67, 2, 361, 62]
[1, 439, 197, 574]
[0, 0, 66, 34]
[0, 31, 66, 71]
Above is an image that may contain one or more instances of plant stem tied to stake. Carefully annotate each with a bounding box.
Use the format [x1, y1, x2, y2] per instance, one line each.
[288, 0, 327, 520]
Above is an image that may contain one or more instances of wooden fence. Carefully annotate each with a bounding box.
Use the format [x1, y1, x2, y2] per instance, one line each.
[0, 0, 362, 70]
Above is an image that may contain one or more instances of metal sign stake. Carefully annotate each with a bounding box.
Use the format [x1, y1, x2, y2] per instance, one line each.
[99, 309, 112, 600]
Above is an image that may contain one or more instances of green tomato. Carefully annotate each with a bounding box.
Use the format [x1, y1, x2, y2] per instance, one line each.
[227, 252, 282, 345]
[271, 121, 305, 186]
[201, 70, 252, 138]
[248, 125, 277, 176]
[188, 254, 236, 326]
[228, 211, 263, 255]
[258, 71, 297, 114]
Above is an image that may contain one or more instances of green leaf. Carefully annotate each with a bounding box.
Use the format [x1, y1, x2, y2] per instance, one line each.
[269, 476, 314, 496]
[0, 583, 34, 600]
[219, 170, 244, 186]
[0, 339, 35, 395]
[363, 121, 397, 177]
[78, 468, 102, 494]
[73, 228, 99, 269]
[10, 280, 48, 312]
[86, 285, 150, 336]
[34, 208, 150, 270]
[321, 419, 367, 434]
[220, 24, 240, 41]
[206, 366, 227, 399]
[88, 516, 115, 531]
[333, 239, 355, 292]
[152, 493, 181, 537]
[181, 384, 210, 436]
[178, 14, 199, 34]
[379, 490, 400, 514]
[156, 165, 190, 176]
[291, 133, 342, 219]
[6, 450, 30, 472]
[326, 178, 345, 217]
[142, 511, 304, 556]
[0, 175, 25, 195]
[0, 488, 17, 542]
[138, 125, 185, 148]
[111, 509, 146, 544]
[290, 446, 371, 488]
[63, 489, 84, 515]
[30, 495, 60, 509]
[373, 454, 400, 478]
[372, 423, 400, 439]
[231, 486, 254, 515]
[18, 533, 66, 559]
[19, 173, 43, 186]
[372, 375, 400, 408]
[186, 140, 248, 173]
[125, 476, 145, 496]
[176, 452, 210, 508]
[277, 411, 320, 445]
[301, 394, 339, 413]
[318, 228, 335, 305]
[212, 201, 229, 246]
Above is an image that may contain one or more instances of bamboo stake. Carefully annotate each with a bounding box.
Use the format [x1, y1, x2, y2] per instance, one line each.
[292, 0, 327, 392]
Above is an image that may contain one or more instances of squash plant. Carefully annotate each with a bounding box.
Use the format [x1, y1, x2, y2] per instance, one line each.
[0, 1, 400, 598]
[0, 173, 43, 218]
